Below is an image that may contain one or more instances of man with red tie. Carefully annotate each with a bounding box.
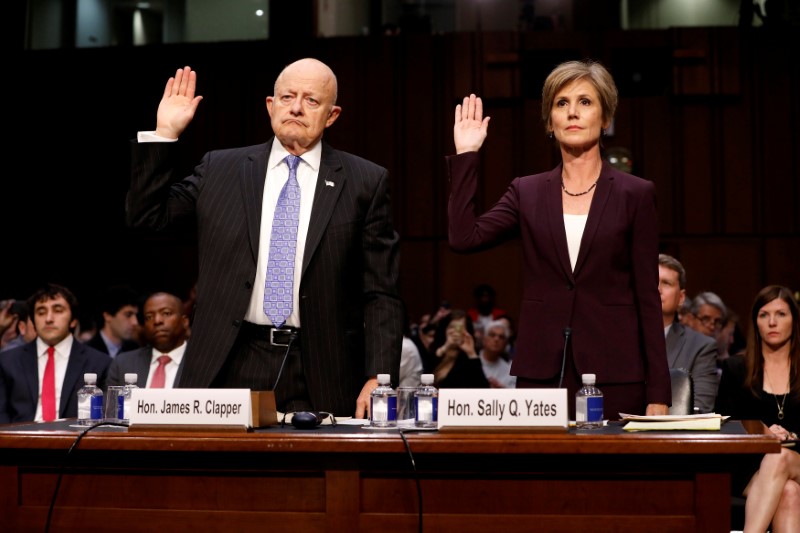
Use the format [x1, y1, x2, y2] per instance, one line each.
[0, 283, 111, 424]
[107, 291, 190, 389]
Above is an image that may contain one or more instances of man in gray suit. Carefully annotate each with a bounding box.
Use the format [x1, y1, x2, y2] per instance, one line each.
[107, 292, 189, 389]
[127, 59, 403, 417]
[658, 254, 719, 413]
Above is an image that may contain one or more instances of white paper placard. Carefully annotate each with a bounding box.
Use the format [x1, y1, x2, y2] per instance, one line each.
[438, 388, 568, 429]
[129, 388, 251, 427]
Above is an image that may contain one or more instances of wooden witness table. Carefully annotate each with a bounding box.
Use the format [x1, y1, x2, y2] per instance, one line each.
[0, 419, 780, 532]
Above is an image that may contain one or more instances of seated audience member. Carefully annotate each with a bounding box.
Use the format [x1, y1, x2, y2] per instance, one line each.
[399, 313, 423, 388]
[0, 299, 18, 350]
[678, 295, 693, 326]
[686, 291, 727, 339]
[717, 311, 746, 364]
[0, 283, 111, 423]
[86, 285, 141, 358]
[400, 335, 423, 388]
[658, 254, 718, 412]
[496, 314, 517, 360]
[108, 292, 190, 389]
[422, 309, 489, 388]
[480, 319, 516, 388]
[467, 284, 507, 350]
[715, 285, 800, 532]
[0, 302, 37, 353]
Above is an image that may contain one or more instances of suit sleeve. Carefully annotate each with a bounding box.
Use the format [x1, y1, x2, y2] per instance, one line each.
[126, 140, 201, 230]
[689, 338, 719, 413]
[361, 168, 404, 384]
[446, 152, 520, 252]
[107, 356, 123, 388]
[631, 181, 671, 405]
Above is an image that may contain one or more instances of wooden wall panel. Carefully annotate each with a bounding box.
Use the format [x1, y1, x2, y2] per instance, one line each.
[635, 97, 675, 234]
[672, 239, 762, 321]
[397, 241, 439, 323]
[720, 101, 755, 234]
[680, 105, 715, 234]
[758, 43, 798, 234]
[764, 238, 800, 292]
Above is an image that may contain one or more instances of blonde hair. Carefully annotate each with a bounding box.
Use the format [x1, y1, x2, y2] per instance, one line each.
[541, 59, 618, 135]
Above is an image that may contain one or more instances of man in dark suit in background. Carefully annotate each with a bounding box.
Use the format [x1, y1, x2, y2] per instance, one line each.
[127, 59, 403, 417]
[658, 254, 718, 413]
[0, 283, 111, 423]
[85, 285, 141, 358]
[108, 291, 189, 389]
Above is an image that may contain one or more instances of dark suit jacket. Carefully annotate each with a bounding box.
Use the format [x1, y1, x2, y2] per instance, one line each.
[127, 138, 403, 415]
[0, 339, 112, 423]
[85, 333, 139, 356]
[446, 152, 671, 405]
[666, 321, 719, 413]
[106, 346, 186, 388]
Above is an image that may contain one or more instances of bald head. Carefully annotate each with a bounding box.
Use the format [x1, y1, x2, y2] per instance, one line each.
[274, 58, 338, 104]
[267, 58, 342, 155]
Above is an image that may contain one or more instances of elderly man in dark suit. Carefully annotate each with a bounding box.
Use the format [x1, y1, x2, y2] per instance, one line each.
[107, 292, 190, 389]
[127, 59, 402, 417]
[0, 283, 111, 423]
[658, 254, 718, 413]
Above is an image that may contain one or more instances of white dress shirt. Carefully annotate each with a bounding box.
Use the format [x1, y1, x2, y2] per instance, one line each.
[146, 341, 187, 389]
[34, 335, 74, 421]
[137, 132, 320, 328]
[244, 141, 320, 327]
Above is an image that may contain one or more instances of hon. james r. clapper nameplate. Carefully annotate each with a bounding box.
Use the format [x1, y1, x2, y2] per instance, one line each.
[437, 388, 568, 431]
[128, 388, 251, 431]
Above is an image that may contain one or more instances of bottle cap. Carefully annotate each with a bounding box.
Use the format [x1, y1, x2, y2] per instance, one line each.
[581, 373, 596, 384]
[124, 373, 138, 384]
[421, 374, 434, 385]
[84, 372, 97, 383]
[377, 373, 391, 384]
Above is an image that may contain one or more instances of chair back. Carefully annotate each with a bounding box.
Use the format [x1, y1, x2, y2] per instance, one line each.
[668, 368, 693, 415]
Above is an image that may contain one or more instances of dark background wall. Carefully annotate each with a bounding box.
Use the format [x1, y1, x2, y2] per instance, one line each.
[6, 26, 799, 329]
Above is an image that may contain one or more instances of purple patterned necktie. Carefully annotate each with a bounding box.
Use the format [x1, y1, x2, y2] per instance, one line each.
[264, 155, 301, 327]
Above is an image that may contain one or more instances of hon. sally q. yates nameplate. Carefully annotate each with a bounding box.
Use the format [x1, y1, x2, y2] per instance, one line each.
[128, 388, 251, 430]
[437, 388, 568, 431]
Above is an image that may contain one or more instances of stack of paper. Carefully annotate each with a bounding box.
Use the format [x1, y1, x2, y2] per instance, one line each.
[620, 413, 728, 432]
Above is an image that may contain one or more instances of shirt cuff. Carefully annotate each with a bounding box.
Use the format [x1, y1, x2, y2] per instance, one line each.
[137, 131, 178, 143]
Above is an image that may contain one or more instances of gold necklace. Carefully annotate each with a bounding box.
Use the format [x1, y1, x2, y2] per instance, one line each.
[766, 370, 790, 420]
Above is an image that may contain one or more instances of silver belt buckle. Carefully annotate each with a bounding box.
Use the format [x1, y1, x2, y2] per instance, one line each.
[270, 328, 292, 347]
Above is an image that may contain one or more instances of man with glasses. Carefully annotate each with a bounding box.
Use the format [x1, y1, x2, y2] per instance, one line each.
[479, 320, 516, 388]
[686, 292, 727, 338]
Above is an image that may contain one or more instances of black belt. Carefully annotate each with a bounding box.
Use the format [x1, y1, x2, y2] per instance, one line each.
[241, 322, 300, 347]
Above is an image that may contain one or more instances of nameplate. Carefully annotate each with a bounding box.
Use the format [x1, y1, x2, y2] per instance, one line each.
[438, 388, 568, 431]
[129, 388, 251, 428]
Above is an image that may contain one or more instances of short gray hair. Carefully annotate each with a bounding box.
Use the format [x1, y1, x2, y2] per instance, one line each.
[484, 319, 510, 339]
[690, 291, 727, 321]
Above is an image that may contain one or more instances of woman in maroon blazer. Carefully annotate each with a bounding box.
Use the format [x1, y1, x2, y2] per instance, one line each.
[446, 60, 670, 419]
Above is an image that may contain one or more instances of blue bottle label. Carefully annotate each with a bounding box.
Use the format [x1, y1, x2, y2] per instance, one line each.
[587, 396, 603, 422]
[90, 395, 104, 420]
[118, 394, 125, 419]
[387, 396, 397, 421]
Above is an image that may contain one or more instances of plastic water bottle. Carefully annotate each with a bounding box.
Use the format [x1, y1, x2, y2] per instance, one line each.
[77, 373, 104, 426]
[575, 373, 604, 429]
[415, 374, 438, 428]
[122, 373, 139, 422]
[370, 373, 397, 427]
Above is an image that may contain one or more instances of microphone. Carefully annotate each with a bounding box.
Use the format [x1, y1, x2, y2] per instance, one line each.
[558, 327, 572, 389]
[270, 330, 299, 391]
[269, 330, 328, 429]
